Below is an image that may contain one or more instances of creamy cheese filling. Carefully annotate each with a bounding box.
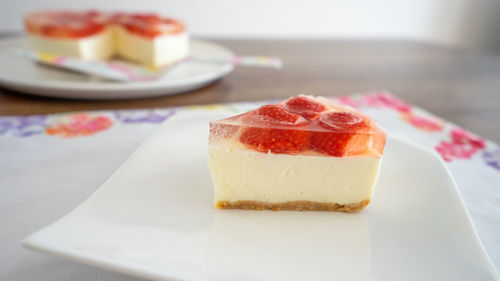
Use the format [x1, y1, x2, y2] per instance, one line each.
[208, 146, 382, 205]
[115, 26, 189, 66]
[27, 28, 114, 60]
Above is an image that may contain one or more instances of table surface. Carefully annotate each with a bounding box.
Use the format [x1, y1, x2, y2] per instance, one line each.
[1, 38, 499, 142]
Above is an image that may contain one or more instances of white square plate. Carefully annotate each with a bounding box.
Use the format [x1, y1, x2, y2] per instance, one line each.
[23, 111, 500, 281]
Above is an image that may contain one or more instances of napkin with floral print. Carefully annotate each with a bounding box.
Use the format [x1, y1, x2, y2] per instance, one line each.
[0, 91, 499, 280]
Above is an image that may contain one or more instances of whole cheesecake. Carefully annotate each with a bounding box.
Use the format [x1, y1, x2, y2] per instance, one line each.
[208, 95, 386, 212]
[24, 10, 188, 66]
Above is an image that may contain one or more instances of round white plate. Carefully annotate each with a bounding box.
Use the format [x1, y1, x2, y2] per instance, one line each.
[0, 37, 234, 100]
[22, 110, 499, 281]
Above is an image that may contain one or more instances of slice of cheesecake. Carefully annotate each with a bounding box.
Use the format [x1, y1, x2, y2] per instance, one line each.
[208, 95, 386, 212]
[24, 10, 114, 61]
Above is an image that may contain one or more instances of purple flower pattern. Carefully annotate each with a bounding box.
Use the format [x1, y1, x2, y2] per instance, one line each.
[0, 115, 48, 137]
[114, 109, 177, 124]
[483, 147, 500, 171]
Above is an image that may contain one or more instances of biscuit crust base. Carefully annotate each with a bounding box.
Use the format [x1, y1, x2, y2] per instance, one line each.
[215, 199, 370, 213]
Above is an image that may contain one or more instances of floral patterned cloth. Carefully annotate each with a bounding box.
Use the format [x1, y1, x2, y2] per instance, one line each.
[2, 92, 496, 168]
[0, 91, 499, 279]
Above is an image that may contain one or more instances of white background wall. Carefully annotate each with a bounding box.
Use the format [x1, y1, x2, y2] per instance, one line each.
[2, 0, 500, 52]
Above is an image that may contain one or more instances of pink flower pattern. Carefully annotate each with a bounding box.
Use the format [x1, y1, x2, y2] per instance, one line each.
[435, 128, 486, 162]
[362, 91, 412, 113]
[361, 92, 444, 132]
[333, 95, 362, 108]
[401, 112, 444, 132]
[45, 113, 113, 138]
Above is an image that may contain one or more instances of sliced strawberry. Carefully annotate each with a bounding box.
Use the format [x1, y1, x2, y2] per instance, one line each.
[310, 111, 370, 156]
[245, 104, 308, 126]
[239, 104, 309, 153]
[311, 132, 355, 156]
[282, 96, 327, 120]
[239, 127, 309, 154]
[318, 111, 366, 131]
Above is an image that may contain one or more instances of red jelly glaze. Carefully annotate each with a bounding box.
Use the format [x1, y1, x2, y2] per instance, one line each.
[113, 12, 185, 38]
[25, 10, 107, 39]
[237, 97, 385, 156]
[25, 10, 185, 39]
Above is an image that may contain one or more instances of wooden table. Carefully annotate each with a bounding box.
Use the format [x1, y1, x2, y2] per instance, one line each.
[1, 39, 499, 142]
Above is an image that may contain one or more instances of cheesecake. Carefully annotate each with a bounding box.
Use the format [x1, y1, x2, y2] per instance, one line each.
[208, 95, 386, 212]
[24, 10, 188, 66]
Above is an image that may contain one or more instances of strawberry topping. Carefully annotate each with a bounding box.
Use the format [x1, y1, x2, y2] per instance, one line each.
[318, 111, 366, 131]
[310, 111, 370, 156]
[240, 104, 309, 153]
[25, 11, 107, 39]
[282, 96, 327, 120]
[239, 127, 309, 154]
[245, 104, 308, 126]
[24, 11, 185, 39]
[114, 13, 185, 38]
[226, 96, 385, 156]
